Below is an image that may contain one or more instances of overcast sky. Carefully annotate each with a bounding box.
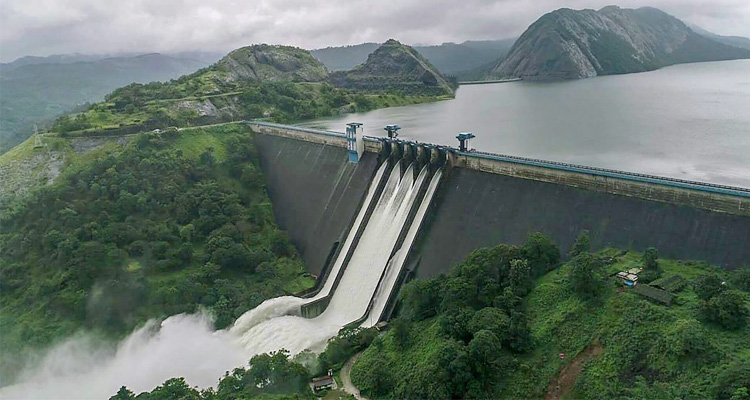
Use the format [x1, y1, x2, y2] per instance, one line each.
[1, 0, 749, 62]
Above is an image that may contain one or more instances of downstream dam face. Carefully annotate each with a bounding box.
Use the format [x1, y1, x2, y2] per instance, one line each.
[253, 133, 378, 276]
[417, 168, 750, 277]
[250, 122, 750, 283]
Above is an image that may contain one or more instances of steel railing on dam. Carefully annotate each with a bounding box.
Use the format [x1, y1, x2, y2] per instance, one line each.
[462, 150, 750, 198]
[244, 120, 750, 199]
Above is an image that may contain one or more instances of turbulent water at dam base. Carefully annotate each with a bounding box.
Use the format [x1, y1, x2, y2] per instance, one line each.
[2, 160, 442, 398]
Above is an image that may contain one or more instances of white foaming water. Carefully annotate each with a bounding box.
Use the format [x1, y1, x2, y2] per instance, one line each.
[2, 160, 441, 398]
[363, 169, 442, 327]
[312, 161, 389, 301]
[231, 161, 428, 352]
[317, 161, 422, 324]
[2, 313, 248, 399]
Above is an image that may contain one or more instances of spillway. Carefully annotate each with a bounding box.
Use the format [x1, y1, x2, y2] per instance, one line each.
[310, 161, 388, 301]
[362, 168, 443, 327]
[228, 158, 441, 357]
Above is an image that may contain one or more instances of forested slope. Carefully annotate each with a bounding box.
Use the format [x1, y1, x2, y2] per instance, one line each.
[0, 125, 312, 384]
[351, 239, 750, 399]
[45, 43, 449, 139]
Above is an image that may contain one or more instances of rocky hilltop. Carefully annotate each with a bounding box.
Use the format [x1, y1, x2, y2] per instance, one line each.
[492, 6, 750, 80]
[214, 44, 328, 83]
[329, 39, 455, 96]
[41, 41, 451, 137]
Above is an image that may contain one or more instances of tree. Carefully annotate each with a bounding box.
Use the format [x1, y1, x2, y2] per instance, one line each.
[700, 290, 748, 330]
[694, 273, 726, 301]
[714, 361, 750, 399]
[246, 350, 310, 395]
[731, 387, 750, 400]
[356, 354, 395, 397]
[568, 253, 602, 299]
[568, 230, 590, 258]
[400, 276, 444, 321]
[468, 330, 506, 389]
[139, 378, 201, 400]
[507, 311, 531, 352]
[731, 267, 750, 293]
[522, 232, 560, 278]
[644, 247, 659, 271]
[391, 318, 412, 349]
[639, 247, 662, 283]
[439, 308, 475, 343]
[109, 386, 135, 400]
[437, 340, 473, 398]
[508, 259, 532, 296]
[469, 307, 510, 341]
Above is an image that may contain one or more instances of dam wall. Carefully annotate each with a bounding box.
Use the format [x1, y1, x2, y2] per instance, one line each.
[416, 167, 750, 277]
[451, 151, 750, 216]
[253, 133, 378, 276]
[248, 121, 750, 279]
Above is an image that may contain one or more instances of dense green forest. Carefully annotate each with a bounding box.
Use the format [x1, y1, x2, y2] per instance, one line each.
[0, 125, 313, 384]
[351, 235, 750, 399]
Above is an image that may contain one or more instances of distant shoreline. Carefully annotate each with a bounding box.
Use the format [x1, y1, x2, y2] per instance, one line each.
[458, 78, 522, 85]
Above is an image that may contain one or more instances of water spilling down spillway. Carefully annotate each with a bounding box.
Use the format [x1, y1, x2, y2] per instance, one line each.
[230, 158, 442, 354]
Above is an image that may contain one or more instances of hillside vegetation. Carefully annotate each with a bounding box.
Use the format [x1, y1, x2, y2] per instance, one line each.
[44, 43, 452, 138]
[0, 53, 212, 155]
[329, 39, 456, 96]
[0, 125, 313, 385]
[493, 6, 750, 80]
[351, 239, 750, 399]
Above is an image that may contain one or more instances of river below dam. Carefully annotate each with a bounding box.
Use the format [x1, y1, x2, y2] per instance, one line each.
[301, 59, 750, 188]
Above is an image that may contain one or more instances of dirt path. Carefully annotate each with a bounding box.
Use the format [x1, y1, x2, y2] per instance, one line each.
[340, 351, 368, 400]
[544, 338, 604, 400]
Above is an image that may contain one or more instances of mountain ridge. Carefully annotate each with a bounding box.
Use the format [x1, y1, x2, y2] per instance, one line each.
[328, 39, 455, 97]
[492, 6, 750, 80]
[311, 39, 516, 77]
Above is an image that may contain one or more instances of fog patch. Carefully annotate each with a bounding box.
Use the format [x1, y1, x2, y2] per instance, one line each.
[1, 313, 248, 399]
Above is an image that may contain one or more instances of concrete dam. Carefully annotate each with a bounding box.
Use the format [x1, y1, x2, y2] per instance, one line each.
[221, 120, 749, 357]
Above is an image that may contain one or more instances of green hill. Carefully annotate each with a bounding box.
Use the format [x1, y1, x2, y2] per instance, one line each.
[350, 245, 750, 399]
[0, 124, 314, 385]
[329, 39, 456, 97]
[0, 53, 212, 155]
[42, 43, 448, 138]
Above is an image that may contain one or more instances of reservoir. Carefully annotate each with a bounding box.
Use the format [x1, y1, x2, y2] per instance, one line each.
[302, 59, 750, 188]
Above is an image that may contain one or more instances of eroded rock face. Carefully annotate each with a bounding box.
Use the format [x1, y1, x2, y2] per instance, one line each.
[215, 44, 328, 83]
[492, 6, 750, 80]
[329, 39, 455, 96]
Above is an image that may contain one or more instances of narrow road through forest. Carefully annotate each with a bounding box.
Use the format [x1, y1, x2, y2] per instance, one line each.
[340, 352, 368, 400]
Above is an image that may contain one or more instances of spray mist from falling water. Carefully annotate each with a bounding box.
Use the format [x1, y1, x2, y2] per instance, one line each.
[1, 161, 439, 398]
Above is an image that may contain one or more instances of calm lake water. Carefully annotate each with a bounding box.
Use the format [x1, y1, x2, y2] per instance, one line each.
[301, 60, 750, 188]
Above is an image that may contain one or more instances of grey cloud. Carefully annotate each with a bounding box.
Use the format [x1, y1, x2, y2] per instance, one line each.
[1, 0, 748, 62]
